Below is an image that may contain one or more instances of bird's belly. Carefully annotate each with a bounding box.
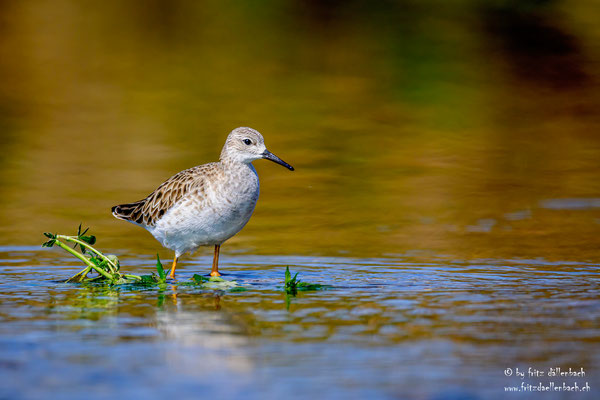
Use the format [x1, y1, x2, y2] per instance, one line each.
[149, 186, 258, 256]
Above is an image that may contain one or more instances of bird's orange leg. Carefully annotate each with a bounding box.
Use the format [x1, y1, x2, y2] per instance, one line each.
[169, 255, 178, 279]
[210, 245, 221, 277]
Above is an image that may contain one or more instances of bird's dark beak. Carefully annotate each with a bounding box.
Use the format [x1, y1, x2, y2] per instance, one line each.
[262, 150, 294, 171]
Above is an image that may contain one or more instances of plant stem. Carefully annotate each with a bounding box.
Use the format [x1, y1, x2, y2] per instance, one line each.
[65, 266, 92, 283]
[57, 235, 119, 272]
[53, 239, 114, 281]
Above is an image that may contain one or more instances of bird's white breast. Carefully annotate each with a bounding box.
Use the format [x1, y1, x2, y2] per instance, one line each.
[148, 164, 259, 257]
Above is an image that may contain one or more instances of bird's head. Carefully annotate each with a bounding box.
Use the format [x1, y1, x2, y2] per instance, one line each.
[220, 127, 294, 171]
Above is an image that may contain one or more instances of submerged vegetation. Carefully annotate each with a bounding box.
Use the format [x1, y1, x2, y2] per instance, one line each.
[42, 226, 325, 296]
[43, 225, 135, 284]
[284, 266, 324, 295]
[42, 225, 240, 289]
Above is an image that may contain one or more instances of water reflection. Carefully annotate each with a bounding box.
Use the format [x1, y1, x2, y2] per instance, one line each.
[1, 250, 598, 398]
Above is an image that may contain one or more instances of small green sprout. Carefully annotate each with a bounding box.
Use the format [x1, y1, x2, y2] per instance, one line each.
[190, 274, 241, 289]
[156, 254, 166, 281]
[74, 223, 96, 253]
[284, 266, 300, 295]
[133, 255, 168, 286]
[284, 266, 324, 295]
[192, 274, 209, 284]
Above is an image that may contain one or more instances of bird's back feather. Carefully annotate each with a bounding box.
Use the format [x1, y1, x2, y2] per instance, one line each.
[111, 164, 218, 227]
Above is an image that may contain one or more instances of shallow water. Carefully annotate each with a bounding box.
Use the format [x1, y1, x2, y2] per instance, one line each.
[1, 1, 600, 399]
[1, 249, 598, 399]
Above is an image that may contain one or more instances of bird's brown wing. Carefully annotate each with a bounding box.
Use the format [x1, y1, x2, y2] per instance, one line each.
[111, 163, 219, 227]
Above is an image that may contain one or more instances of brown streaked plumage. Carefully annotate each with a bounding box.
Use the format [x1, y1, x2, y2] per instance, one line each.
[112, 164, 215, 228]
[111, 127, 294, 279]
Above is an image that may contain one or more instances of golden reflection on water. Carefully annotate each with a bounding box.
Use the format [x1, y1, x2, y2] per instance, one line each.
[0, 1, 599, 265]
[1, 247, 599, 398]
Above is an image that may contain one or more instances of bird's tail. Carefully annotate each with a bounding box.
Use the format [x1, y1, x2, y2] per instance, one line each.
[111, 201, 145, 225]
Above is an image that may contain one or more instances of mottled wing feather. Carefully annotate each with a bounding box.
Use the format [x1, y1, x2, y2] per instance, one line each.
[112, 163, 217, 227]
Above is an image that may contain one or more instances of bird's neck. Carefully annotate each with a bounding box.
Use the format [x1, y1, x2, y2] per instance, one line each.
[220, 158, 257, 176]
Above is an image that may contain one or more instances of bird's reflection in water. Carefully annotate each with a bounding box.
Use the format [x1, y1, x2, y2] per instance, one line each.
[154, 292, 254, 378]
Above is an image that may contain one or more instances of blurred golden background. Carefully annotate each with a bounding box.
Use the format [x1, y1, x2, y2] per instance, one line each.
[0, 0, 599, 261]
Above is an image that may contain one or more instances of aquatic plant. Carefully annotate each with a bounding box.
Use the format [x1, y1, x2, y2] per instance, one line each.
[284, 266, 323, 295]
[43, 224, 136, 284]
[42, 225, 239, 289]
[42, 226, 323, 295]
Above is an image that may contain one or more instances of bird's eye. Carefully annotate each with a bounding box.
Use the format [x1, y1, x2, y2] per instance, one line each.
[243, 139, 252, 145]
